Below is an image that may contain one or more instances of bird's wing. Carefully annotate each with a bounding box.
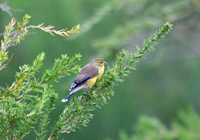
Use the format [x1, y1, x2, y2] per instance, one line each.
[70, 64, 99, 90]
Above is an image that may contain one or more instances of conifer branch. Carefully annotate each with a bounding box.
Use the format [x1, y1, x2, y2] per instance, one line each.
[0, 14, 80, 71]
[48, 22, 172, 139]
[0, 11, 173, 140]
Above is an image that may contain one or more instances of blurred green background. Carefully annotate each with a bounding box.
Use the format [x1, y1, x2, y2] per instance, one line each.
[1, 0, 200, 139]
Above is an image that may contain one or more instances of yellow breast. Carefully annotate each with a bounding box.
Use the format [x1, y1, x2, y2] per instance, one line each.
[97, 65, 104, 80]
[85, 76, 98, 88]
[85, 65, 105, 88]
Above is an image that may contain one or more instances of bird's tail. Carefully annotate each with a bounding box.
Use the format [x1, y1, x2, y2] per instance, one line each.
[61, 85, 85, 102]
[61, 91, 75, 102]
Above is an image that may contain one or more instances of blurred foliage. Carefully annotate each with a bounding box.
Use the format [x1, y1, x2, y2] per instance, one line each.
[0, 0, 200, 140]
[114, 106, 200, 140]
[75, 0, 200, 58]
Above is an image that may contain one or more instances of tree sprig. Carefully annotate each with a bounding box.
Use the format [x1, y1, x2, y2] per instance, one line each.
[0, 12, 173, 140]
[0, 14, 80, 71]
[48, 22, 172, 140]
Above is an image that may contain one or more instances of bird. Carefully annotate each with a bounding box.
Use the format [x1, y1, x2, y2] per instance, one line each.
[61, 58, 107, 102]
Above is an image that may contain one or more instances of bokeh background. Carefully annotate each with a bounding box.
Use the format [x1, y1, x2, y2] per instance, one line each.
[0, 0, 200, 139]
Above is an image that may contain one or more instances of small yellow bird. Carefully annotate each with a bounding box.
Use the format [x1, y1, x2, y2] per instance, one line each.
[61, 58, 107, 102]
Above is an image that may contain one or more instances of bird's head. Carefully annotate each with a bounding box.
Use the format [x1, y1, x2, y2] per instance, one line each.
[91, 58, 107, 68]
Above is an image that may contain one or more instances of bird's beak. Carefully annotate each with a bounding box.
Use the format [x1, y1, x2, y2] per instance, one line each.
[103, 61, 108, 65]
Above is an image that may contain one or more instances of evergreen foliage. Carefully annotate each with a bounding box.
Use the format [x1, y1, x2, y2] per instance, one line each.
[0, 13, 172, 139]
[117, 106, 200, 140]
